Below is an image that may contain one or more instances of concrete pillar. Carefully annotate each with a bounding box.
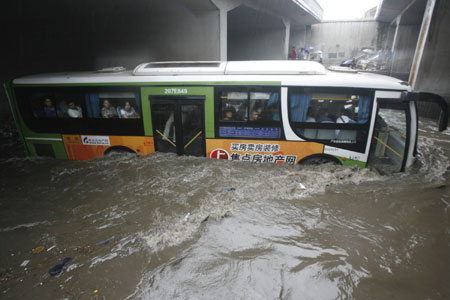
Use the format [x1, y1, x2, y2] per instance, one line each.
[211, 0, 243, 61]
[414, 0, 450, 117]
[409, 0, 437, 88]
[283, 18, 291, 60]
[219, 9, 228, 61]
[389, 15, 401, 76]
[384, 24, 396, 49]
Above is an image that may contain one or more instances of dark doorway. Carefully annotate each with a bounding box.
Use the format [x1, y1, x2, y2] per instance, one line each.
[151, 97, 205, 156]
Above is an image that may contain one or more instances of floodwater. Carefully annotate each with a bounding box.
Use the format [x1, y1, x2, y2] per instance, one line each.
[1, 118, 449, 300]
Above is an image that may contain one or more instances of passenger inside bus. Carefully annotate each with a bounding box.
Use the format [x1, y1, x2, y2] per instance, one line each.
[119, 101, 139, 119]
[223, 108, 235, 121]
[250, 110, 260, 121]
[336, 108, 355, 124]
[101, 99, 118, 118]
[306, 108, 316, 121]
[67, 101, 83, 118]
[43, 97, 57, 118]
[317, 108, 333, 122]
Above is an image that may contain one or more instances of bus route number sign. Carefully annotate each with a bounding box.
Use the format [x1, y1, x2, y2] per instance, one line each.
[164, 88, 188, 95]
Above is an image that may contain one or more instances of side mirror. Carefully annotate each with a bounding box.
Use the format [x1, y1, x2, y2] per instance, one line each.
[405, 92, 448, 132]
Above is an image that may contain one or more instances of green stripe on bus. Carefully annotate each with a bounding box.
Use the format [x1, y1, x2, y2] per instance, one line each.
[337, 157, 366, 168]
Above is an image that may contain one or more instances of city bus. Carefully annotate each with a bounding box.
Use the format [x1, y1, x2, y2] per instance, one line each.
[4, 61, 448, 172]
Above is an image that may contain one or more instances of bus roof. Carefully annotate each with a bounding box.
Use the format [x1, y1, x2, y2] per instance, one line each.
[12, 61, 409, 91]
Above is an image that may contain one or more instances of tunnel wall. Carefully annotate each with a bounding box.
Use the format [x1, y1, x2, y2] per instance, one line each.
[390, 25, 420, 75]
[309, 21, 379, 66]
[290, 27, 308, 50]
[0, 0, 219, 115]
[228, 28, 286, 60]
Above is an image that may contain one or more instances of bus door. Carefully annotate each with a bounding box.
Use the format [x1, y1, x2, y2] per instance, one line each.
[151, 97, 205, 156]
[368, 99, 410, 172]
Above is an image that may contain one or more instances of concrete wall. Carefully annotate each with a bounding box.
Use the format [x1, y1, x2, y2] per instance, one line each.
[290, 27, 307, 49]
[227, 5, 286, 61]
[228, 28, 286, 60]
[0, 0, 219, 114]
[309, 21, 379, 65]
[390, 25, 420, 74]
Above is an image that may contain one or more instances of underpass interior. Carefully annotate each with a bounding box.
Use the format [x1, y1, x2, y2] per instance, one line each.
[227, 5, 286, 60]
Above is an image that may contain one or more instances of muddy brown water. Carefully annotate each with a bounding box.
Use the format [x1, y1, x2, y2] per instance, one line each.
[0, 119, 449, 300]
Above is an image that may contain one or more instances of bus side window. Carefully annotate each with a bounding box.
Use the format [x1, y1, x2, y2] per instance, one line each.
[289, 90, 371, 144]
[85, 91, 141, 119]
[30, 93, 73, 119]
[219, 91, 248, 122]
[290, 93, 366, 124]
[249, 92, 280, 121]
[218, 88, 280, 124]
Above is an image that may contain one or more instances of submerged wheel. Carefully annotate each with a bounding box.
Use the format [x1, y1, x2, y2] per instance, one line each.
[299, 154, 341, 166]
[103, 146, 136, 156]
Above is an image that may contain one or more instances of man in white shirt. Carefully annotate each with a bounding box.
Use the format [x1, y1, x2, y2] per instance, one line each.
[67, 101, 83, 118]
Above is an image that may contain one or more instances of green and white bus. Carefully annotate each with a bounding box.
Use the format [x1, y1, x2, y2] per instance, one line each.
[5, 61, 448, 172]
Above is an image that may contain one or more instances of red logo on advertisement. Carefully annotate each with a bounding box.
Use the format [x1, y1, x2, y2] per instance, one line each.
[210, 149, 230, 160]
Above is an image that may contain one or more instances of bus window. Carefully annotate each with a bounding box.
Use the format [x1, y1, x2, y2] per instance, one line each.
[33, 94, 57, 118]
[289, 90, 371, 144]
[219, 89, 280, 122]
[220, 91, 248, 121]
[30, 93, 83, 119]
[217, 87, 282, 139]
[249, 92, 280, 121]
[290, 93, 366, 123]
[85, 91, 141, 119]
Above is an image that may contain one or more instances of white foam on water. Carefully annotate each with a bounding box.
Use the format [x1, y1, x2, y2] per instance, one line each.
[90, 252, 118, 268]
[383, 225, 396, 231]
[89, 235, 140, 268]
[140, 199, 234, 252]
[0, 221, 51, 232]
[409, 135, 450, 184]
[66, 263, 83, 272]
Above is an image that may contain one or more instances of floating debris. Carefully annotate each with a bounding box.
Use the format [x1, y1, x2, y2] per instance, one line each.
[20, 260, 30, 267]
[33, 246, 45, 254]
[49, 257, 71, 276]
[95, 237, 115, 246]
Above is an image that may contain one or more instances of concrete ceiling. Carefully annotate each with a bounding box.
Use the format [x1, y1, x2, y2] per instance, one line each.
[228, 5, 285, 30]
[376, 0, 413, 22]
[244, 0, 323, 27]
[376, 0, 427, 25]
